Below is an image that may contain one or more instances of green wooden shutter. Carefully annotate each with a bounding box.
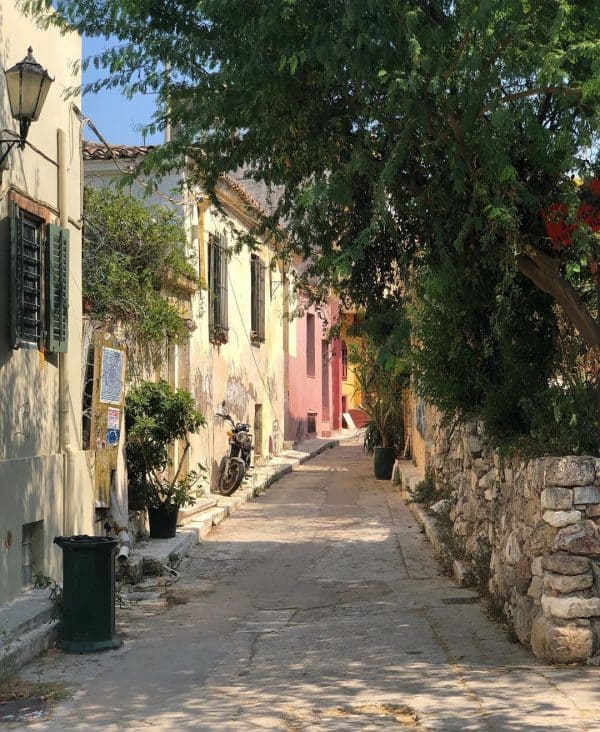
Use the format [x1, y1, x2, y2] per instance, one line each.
[258, 261, 266, 341]
[46, 224, 69, 353]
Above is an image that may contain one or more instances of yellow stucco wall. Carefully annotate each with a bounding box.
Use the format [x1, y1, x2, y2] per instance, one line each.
[0, 7, 94, 604]
[189, 198, 285, 487]
[339, 313, 363, 413]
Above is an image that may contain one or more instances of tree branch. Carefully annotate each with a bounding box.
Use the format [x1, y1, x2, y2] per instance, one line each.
[516, 246, 600, 348]
[480, 86, 583, 116]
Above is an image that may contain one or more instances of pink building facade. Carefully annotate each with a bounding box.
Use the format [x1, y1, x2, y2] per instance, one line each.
[284, 297, 343, 444]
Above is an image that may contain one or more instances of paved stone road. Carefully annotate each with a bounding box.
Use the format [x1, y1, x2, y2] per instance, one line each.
[12, 443, 600, 730]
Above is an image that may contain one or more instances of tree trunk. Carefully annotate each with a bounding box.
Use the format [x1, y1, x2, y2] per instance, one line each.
[516, 246, 600, 349]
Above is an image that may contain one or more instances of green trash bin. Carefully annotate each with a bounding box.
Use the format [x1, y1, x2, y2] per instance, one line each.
[53, 535, 122, 653]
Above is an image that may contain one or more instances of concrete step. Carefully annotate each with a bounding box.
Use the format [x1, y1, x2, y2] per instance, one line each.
[0, 591, 57, 682]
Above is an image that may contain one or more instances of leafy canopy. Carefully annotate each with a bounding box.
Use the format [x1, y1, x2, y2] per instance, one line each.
[26, 0, 600, 449]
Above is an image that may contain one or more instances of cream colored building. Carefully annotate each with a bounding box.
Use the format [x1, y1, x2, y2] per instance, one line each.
[0, 7, 97, 604]
[83, 147, 286, 492]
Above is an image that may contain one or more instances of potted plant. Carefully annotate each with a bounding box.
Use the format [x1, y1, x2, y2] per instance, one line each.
[350, 341, 406, 480]
[125, 380, 206, 538]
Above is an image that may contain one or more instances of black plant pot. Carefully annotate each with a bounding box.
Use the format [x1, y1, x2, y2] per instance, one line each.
[373, 447, 396, 480]
[148, 504, 179, 539]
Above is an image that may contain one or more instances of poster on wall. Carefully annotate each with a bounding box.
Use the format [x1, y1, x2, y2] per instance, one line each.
[100, 348, 124, 404]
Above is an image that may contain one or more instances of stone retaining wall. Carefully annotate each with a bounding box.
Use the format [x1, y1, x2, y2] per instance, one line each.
[430, 420, 600, 663]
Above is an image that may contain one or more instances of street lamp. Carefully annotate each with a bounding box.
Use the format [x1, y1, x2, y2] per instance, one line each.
[1, 47, 53, 166]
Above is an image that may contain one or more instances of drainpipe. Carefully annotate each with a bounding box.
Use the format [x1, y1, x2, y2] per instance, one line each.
[57, 128, 76, 536]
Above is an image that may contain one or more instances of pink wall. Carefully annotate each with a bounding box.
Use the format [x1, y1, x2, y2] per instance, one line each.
[285, 299, 342, 443]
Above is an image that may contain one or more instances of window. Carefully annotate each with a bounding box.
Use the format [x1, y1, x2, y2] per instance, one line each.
[208, 232, 228, 342]
[321, 340, 330, 420]
[10, 203, 69, 352]
[307, 411, 317, 435]
[306, 313, 315, 377]
[341, 341, 348, 380]
[250, 254, 266, 342]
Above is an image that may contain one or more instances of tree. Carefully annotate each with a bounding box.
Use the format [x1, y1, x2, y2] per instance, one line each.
[83, 186, 197, 370]
[26, 0, 600, 346]
[26, 0, 600, 449]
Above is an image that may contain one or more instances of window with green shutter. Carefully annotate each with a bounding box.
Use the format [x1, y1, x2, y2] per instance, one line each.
[9, 203, 69, 352]
[46, 224, 69, 353]
[250, 254, 266, 342]
[208, 232, 228, 342]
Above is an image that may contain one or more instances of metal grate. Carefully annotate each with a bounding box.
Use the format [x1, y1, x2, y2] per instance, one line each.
[442, 596, 479, 605]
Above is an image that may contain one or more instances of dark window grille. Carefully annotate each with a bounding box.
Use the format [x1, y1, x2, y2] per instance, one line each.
[9, 203, 70, 352]
[11, 205, 42, 348]
[208, 232, 228, 340]
[251, 255, 266, 342]
[341, 341, 348, 380]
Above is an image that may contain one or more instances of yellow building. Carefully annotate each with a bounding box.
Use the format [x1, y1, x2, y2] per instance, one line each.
[0, 7, 98, 604]
[83, 149, 286, 493]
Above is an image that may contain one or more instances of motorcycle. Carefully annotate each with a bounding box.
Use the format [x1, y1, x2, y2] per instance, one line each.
[215, 412, 253, 495]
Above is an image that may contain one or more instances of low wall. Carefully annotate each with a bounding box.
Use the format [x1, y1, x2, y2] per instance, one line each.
[429, 419, 600, 663]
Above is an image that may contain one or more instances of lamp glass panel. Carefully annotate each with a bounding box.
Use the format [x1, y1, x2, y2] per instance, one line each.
[30, 75, 52, 121]
[5, 69, 22, 118]
[19, 72, 44, 120]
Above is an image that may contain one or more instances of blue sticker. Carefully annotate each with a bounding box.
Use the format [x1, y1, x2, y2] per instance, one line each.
[106, 428, 120, 446]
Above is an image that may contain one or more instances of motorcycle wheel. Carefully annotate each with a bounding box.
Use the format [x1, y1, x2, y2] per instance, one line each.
[218, 457, 245, 496]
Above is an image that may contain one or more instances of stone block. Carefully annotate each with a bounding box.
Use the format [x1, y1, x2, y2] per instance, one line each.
[541, 486, 573, 510]
[483, 487, 496, 502]
[541, 594, 600, 619]
[453, 559, 469, 586]
[515, 557, 532, 594]
[529, 522, 558, 555]
[586, 505, 600, 518]
[503, 532, 521, 565]
[543, 571, 593, 594]
[531, 556, 544, 576]
[478, 469, 497, 490]
[513, 594, 533, 645]
[527, 576, 543, 600]
[542, 509, 581, 528]
[553, 521, 600, 557]
[573, 486, 600, 505]
[545, 457, 595, 487]
[542, 553, 591, 575]
[531, 614, 593, 663]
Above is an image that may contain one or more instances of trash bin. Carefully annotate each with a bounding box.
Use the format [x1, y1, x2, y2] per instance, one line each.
[53, 535, 122, 652]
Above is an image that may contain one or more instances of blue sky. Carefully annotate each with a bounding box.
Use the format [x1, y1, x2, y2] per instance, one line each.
[82, 36, 163, 146]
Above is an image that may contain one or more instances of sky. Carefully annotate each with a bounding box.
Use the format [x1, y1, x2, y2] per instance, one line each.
[82, 36, 163, 146]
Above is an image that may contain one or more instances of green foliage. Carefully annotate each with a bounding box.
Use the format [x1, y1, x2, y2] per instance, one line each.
[28, 0, 600, 451]
[83, 187, 198, 367]
[408, 475, 437, 506]
[125, 380, 206, 508]
[350, 331, 407, 450]
[362, 420, 382, 455]
[33, 573, 63, 617]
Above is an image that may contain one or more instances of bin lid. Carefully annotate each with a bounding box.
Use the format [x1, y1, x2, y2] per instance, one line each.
[54, 535, 119, 548]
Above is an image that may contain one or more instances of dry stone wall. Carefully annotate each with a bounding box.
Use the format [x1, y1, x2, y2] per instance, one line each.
[431, 420, 600, 663]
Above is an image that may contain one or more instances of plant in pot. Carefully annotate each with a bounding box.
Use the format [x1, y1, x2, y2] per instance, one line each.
[350, 341, 406, 480]
[125, 380, 206, 538]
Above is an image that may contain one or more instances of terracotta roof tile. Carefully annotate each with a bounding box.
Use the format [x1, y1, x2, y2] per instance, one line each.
[82, 140, 157, 160]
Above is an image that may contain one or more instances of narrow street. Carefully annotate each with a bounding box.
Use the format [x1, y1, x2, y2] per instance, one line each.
[13, 443, 600, 731]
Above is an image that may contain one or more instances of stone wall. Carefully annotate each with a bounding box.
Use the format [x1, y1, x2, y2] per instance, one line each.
[430, 419, 600, 663]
